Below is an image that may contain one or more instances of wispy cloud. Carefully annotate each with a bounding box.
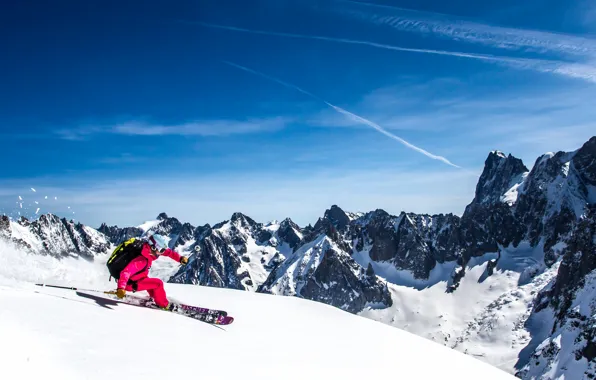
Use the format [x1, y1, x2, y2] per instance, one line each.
[113, 118, 288, 136]
[183, 20, 596, 83]
[96, 153, 142, 165]
[184, 20, 516, 62]
[340, 0, 596, 58]
[223, 61, 461, 168]
[55, 126, 104, 141]
[54, 117, 290, 140]
[336, 0, 596, 82]
[313, 78, 596, 168]
[0, 167, 477, 228]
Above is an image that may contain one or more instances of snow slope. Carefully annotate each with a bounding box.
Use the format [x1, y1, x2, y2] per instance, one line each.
[518, 271, 596, 379]
[359, 242, 558, 374]
[137, 219, 162, 232]
[0, 241, 514, 380]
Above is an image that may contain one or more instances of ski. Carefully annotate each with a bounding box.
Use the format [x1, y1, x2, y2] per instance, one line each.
[35, 283, 234, 325]
[113, 294, 234, 325]
[100, 291, 234, 325]
[166, 304, 234, 325]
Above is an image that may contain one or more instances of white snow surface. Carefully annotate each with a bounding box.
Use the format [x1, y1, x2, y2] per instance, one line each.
[358, 242, 556, 374]
[0, 240, 513, 380]
[10, 222, 45, 252]
[137, 219, 162, 232]
[6, 216, 109, 257]
[212, 219, 280, 291]
[353, 245, 458, 289]
[265, 234, 339, 296]
[519, 270, 596, 379]
[500, 172, 529, 206]
[263, 221, 280, 232]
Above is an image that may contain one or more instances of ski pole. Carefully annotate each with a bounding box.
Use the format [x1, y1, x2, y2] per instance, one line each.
[34, 283, 116, 295]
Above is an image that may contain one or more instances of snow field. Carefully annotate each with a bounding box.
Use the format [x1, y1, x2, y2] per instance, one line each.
[0, 283, 515, 380]
[0, 239, 514, 380]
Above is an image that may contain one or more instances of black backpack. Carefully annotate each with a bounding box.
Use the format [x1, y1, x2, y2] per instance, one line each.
[107, 237, 145, 281]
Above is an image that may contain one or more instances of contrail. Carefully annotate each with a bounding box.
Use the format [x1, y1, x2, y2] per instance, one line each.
[223, 61, 461, 168]
[182, 20, 533, 64]
[182, 20, 596, 83]
[340, 0, 596, 58]
[325, 105, 460, 167]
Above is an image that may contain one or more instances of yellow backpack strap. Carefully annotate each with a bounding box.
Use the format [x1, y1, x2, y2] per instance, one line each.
[107, 238, 136, 264]
[107, 243, 124, 264]
[123, 237, 136, 247]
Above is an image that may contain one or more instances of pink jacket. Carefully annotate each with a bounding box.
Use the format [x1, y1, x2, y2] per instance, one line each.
[117, 243, 182, 289]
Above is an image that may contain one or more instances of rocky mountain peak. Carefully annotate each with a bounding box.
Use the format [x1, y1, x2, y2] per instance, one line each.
[1, 213, 110, 258]
[471, 151, 528, 207]
[97, 223, 143, 245]
[323, 205, 350, 230]
[258, 234, 392, 313]
[230, 212, 258, 230]
[148, 214, 196, 248]
[490, 150, 506, 158]
[18, 216, 31, 226]
[528, 151, 570, 182]
[277, 217, 303, 251]
[279, 217, 297, 228]
[572, 136, 596, 188]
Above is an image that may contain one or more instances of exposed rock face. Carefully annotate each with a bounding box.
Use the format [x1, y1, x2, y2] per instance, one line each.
[469, 151, 529, 207]
[0, 215, 10, 239]
[458, 151, 529, 263]
[0, 215, 32, 250]
[258, 235, 392, 313]
[98, 223, 143, 245]
[323, 204, 351, 231]
[150, 214, 195, 248]
[276, 218, 302, 251]
[1, 213, 109, 258]
[170, 213, 301, 291]
[169, 225, 249, 290]
[99, 213, 195, 248]
[3, 138, 594, 374]
[516, 205, 595, 379]
[171, 137, 592, 303]
[550, 206, 596, 316]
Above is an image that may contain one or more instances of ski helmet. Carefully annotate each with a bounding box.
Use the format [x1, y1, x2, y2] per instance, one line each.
[147, 233, 168, 253]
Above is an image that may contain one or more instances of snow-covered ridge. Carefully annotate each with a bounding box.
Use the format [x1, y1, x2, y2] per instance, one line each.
[263, 234, 336, 296]
[210, 213, 281, 290]
[517, 271, 596, 379]
[1, 214, 110, 258]
[2, 136, 595, 379]
[0, 285, 514, 379]
[500, 171, 528, 206]
[137, 219, 162, 232]
[0, 238, 514, 380]
[260, 233, 393, 313]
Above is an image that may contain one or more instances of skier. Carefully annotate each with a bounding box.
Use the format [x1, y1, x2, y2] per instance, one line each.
[114, 233, 188, 310]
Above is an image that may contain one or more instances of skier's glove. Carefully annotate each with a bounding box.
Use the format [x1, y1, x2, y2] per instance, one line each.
[116, 288, 126, 299]
[180, 256, 188, 265]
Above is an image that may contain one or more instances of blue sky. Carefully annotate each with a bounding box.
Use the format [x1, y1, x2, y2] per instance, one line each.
[1, 0, 595, 228]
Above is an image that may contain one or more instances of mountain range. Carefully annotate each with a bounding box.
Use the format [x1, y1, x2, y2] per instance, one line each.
[1, 136, 594, 379]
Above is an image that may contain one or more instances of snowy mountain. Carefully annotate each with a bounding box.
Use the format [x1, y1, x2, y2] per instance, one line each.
[97, 223, 143, 245]
[516, 205, 596, 379]
[0, 239, 513, 380]
[1, 214, 109, 258]
[259, 233, 392, 313]
[1, 135, 595, 379]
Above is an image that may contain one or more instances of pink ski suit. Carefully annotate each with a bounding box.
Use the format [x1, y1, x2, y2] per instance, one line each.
[117, 243, 182, 308]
